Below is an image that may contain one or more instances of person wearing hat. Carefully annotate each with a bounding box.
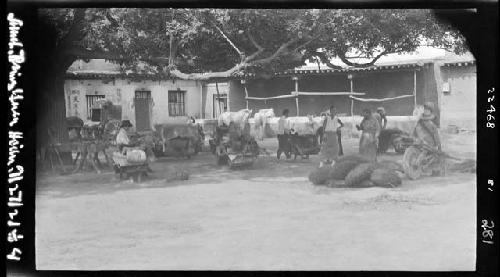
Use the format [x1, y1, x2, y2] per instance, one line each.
[413, 102, 442, 176]
[414, 102, 441, 151]
[319, 105, 342, 167]
[356, 108, 381, 161]
[374, 107, 387, 129]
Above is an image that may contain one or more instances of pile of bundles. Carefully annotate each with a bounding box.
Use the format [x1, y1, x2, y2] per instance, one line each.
[308, 155, 404, 188]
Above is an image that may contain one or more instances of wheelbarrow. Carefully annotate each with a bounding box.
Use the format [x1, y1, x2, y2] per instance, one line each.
[402, 140, 461, 180]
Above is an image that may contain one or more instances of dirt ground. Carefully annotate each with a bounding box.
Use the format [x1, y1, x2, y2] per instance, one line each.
[36, 131, 476, 270]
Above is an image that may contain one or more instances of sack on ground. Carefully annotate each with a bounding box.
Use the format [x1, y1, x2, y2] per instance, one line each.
[308, 166, 332, 185]
[345, 162, 377, 187]
[375, 160, 405, 173]
[370, 168, 402, 188]
[329, 160, 361, 180]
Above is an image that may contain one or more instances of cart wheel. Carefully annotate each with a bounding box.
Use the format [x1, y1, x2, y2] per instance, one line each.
[403, 146, 423, 180]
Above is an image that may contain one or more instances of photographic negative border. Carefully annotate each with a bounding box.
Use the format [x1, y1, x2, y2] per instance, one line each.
[4, 1, 498, 276]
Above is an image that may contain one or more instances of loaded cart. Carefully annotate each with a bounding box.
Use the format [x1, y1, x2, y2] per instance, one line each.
[154, 123, 204, 159]
[212, 124, 260, 168]
[112, 149, 150, 182]
[287, 133, 321, 159]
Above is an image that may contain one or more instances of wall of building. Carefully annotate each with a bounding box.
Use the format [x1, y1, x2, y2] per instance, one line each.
[64, 78, 202, 130]
[229, 69, 425, 117]
[440, 65, 476, 129]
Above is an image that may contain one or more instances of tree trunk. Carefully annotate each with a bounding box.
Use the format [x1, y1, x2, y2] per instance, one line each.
[37, 70, 69, 148]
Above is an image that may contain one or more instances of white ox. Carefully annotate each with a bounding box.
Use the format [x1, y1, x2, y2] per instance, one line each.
[253, 109, 275, 140]
[218, 109, 253, 130]
[287, 115, 325, 135]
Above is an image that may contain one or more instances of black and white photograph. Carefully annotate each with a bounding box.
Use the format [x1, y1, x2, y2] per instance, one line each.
[4, 3, 499, 274]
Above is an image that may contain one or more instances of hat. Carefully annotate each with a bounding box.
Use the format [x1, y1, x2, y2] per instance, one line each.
[423, 102, 435, 112]
[376, 107, 386, 113]
[120, 120, 133, 128]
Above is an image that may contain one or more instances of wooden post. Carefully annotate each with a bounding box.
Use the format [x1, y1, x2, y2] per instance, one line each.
[413, 70, 417, 110]
[293, 76, 299, 116]
[348, 74, 354, 116]
[199, 81, 203, 119]
[242, 80, 249, 110]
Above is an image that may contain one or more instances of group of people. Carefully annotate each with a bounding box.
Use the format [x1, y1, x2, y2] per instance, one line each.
[276, 102, 441, 168]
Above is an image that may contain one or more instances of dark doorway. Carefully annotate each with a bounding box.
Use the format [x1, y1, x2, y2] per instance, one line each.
[134, 90, 152, 131]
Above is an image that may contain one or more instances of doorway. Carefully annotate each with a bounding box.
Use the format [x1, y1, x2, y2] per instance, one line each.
[134, 90, 152, 131]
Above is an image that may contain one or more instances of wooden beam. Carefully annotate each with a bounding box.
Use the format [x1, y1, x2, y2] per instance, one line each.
[296, 91, 366, 96]
[413, 70, 417, 110]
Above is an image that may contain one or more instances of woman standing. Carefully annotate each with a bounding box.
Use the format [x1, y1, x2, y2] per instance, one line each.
[356, 109, 381, 161]
[319, 106, 341, 167]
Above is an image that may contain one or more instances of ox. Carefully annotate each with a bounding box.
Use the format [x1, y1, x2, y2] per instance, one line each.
[218, 109, 253, 130]
[253, 109, 275, 140]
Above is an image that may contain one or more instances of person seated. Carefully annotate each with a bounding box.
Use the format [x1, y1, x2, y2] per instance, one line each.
[116, 120, 137, 153]
[413, 102, 443, 176]
[413, 103, 441, 151]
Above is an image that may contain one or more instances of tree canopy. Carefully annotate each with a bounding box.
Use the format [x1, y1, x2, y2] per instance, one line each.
[39, 8, 468, 80]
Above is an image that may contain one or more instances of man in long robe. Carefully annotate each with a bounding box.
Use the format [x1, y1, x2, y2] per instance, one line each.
[319, 106, 341, 167]
[356, 108, 381, 161]
[277, 109, 292, 159]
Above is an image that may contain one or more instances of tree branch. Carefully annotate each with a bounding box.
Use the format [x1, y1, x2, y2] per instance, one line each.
[211, 22, 243, 58]
[251, 38, 299, 65]
[247, 31, 264, 52]
[337, 50, 392, 68]
[309, 51, 344, 70]
[169, 62, 247, 80]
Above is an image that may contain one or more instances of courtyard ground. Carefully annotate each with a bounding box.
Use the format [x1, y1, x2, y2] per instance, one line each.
[36, 131, 476, 270]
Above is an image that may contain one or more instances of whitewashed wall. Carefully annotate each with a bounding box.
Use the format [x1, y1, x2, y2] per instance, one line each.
[64, 78, 202, 130]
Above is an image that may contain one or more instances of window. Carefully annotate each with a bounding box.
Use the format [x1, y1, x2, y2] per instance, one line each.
[443, 82, 451, 95]
[168, 90, 186, 116]
[86, 94, 105, 120]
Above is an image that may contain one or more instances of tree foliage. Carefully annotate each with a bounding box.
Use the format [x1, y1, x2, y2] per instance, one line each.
[38, 8, 468, 79]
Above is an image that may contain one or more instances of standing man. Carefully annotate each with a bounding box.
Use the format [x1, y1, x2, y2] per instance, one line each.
[319, 105, 341, 167]
[277, 109, 292, 159]
[356, 108, 381, 161]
